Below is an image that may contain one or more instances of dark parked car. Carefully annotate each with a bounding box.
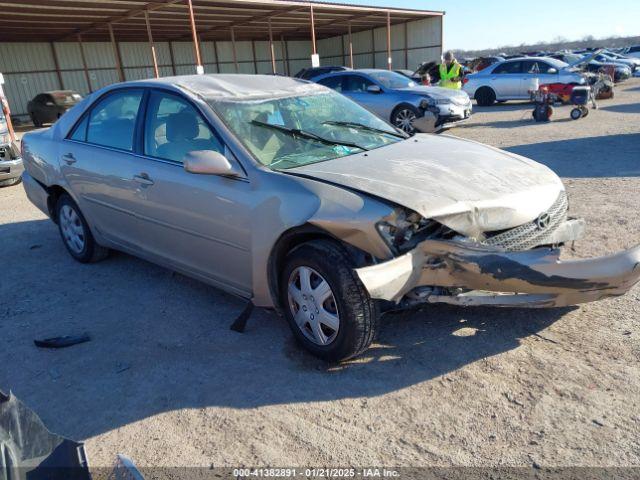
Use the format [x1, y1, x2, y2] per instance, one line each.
[294, 66, 349, 80]
[394, 69, 422, 82]
[27, 90, 83, 127]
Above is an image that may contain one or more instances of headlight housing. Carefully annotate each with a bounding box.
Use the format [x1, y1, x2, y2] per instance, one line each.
[376, 208, 452, 253]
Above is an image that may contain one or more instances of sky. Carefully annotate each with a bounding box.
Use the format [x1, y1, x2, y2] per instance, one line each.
[337, 0, 640, 51]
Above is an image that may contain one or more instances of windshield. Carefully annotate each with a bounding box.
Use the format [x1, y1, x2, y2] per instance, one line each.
[210, 90, 403, 170]
[368, 70, 416, 89]
[545, 58, 569, 69]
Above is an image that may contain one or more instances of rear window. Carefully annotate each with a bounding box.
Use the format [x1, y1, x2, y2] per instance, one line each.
[52, 92, 82, 106]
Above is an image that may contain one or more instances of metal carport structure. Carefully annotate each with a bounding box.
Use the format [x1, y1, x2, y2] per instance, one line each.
[0, 0, 444, 118]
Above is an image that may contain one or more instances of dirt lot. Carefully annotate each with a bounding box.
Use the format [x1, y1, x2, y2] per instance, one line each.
[1, 79, 639, 469]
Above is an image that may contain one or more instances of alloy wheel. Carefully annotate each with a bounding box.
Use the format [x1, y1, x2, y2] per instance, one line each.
[287, 266, 340, 346]
[393, 108, 417, 133]
[59, 204, 86, 254]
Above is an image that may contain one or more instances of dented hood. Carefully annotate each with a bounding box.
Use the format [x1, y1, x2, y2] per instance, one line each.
[291, 134, 564, 237]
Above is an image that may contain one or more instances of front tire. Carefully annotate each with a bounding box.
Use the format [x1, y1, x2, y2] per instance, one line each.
[56, 194, 109, 263]
[391, 105, 420, 135]
[280, 240, 379, 362]
[475, 86, 496, 106]
[30, 113, 42, 128]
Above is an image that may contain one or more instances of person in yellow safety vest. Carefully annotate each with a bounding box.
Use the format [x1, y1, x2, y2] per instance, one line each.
[439, 51, 463, 90]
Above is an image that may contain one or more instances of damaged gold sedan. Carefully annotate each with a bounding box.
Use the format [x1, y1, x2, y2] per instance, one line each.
[21, 74, 640, 362]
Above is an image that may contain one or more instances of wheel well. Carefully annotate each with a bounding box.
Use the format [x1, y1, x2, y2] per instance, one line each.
[267, 225, 372, 311]
[45, 185, 69, 223]
[476, 85, 496, 97]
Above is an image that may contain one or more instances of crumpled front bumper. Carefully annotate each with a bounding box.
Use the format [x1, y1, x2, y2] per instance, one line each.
[355, 238, 640, 308]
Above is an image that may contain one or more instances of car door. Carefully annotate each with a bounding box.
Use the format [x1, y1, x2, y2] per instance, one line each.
[520, 60, 558, 96]
[488, 61, 523, 98]
[340, 74, 388, 118]
[130, 89, 252, 294]
[61, 88, 148, 250]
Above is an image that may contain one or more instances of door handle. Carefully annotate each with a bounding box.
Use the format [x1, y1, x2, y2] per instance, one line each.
[133, 173, 154, 186]
[62, 153, 76, 165]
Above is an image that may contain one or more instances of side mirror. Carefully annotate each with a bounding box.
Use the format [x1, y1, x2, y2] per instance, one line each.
[547, 68, 558, 74]
[366, 85, 382, 94]
[183, 150, 242, 177]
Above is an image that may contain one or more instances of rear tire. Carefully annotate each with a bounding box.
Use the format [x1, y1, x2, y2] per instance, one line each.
[280, 240, 379, 362]
[56, 194, 109, 263]
[475, 86, 496, 106]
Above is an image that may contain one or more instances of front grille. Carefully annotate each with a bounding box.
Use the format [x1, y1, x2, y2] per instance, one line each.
[483, 191, 568, 251]
[0, 145, 9, 161]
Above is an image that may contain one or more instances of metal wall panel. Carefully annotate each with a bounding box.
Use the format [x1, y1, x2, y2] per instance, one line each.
[407, 17, 441, 49]
[53, 43, 84, 70]
[171, 42, 196, 65]
[117, 42, 171, 72]
[200, 41, 217, 64]
[318, 36, 342, 58]
[216, 41, 254, 62]
[81, 42, 116, 69]
[60, 71, 90, 96]
[88, 69, 119, 91]
[350, 30, 373, 55]
[123, 67, 156, 81]
[286, 40, 311, 60]
[0, 43, 55, 72]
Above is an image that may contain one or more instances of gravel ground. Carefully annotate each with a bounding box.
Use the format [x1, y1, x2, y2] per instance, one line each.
[1, 79, 639, 469]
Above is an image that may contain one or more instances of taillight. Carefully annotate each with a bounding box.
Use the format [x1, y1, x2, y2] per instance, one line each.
[462, 77, 469, 84]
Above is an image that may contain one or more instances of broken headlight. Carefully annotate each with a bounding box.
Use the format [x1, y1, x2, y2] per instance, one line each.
[420, 97, 449, 109]
[376, 208, 452, 254]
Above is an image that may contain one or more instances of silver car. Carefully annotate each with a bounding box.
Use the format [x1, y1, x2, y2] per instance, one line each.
[464, 57, 585, 106]
[314, 69, 472, 133]
[21, 74, 640, 361]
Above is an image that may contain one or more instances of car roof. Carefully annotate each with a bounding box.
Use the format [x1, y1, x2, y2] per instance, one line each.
[43, 90, 79, 95]
[117, 74, 325, 101]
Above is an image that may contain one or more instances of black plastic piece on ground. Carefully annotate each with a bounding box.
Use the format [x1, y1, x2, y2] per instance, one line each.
[230, 302, 254, 333]
[34, 334, 91, 349]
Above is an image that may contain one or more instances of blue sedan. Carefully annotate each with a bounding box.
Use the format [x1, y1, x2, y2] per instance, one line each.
[312, 69, 472, 134]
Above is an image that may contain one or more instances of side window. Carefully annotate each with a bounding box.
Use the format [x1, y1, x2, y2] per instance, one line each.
[69, 115, 89, 142]
[318, 76, 343, 92]
[536, 62, 553, 73]
[493, 61, 523, 74]
[144, 91, 223, 164]
[343, 75, 374, 92]
[85, 90, 143, 151]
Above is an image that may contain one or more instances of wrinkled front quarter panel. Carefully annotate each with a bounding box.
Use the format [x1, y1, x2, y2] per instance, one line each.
[250, 170, 394, 307]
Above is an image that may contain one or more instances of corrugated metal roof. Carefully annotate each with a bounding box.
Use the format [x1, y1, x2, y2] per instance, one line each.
[0, 0, 442, 42]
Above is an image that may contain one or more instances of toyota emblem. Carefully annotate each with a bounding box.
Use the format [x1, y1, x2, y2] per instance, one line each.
[536, 213, 551, 230]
